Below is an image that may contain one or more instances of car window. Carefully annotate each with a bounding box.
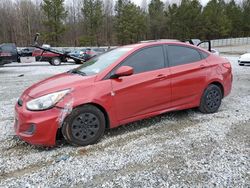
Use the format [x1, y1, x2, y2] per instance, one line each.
[1, 44, 15, 52]
[76, 47, 133, 76]
[94, 48, 105, 52]
[167, 45, 202, 67]
[120, 46, 165, 74]
[201, 51, 209, 59]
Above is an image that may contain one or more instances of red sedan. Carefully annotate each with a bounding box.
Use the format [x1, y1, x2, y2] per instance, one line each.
[14, 41, 233, 146]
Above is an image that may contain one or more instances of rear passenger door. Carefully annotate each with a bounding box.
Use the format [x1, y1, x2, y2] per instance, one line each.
[166, 45, 208, 108]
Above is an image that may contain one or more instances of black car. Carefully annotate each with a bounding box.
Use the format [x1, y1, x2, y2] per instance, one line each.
[0, 43, 18, 66]
[19, 47, 35, 57]
[82, 48, 106, 61]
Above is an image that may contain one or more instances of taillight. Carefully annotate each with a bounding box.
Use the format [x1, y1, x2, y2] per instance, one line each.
[0, 52, 11, 56]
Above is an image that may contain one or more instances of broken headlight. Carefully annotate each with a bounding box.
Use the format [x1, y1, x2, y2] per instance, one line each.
[26, 89, 70, 111]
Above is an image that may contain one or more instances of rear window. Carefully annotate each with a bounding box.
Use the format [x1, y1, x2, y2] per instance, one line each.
[200, 51, 209, 59]
[0, 44, 15, 52]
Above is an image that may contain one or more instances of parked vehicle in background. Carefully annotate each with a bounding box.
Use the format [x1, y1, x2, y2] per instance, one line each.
[32, 48, 68, 66]
[15, 41, 232, 147]
[69, 47, 107, 62]
[19, 47, 35, 57]
[68, 48, 86, 58]
[82, 48, 106, 61]
[187, 39, 220, 55]
[0, 43, 18, 66]
[238, 53, 250, 66]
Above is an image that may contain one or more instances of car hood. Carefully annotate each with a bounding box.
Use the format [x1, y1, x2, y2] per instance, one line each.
[240, 53, 250, 59]
[24, 73, 96, 98]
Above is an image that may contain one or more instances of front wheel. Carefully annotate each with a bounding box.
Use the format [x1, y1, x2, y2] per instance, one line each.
[62, 105, 106, 146]
[199, 84, 222, 113]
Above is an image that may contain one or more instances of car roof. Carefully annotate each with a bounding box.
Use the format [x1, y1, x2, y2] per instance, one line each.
[123, 40, 191, 49]
[0, 43, 16, 47]
[119, 40, 211, 55]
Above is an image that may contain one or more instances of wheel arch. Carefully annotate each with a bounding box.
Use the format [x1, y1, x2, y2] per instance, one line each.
[56, 102, 110, 144]
[208, 81, 224, 97]
[84, 102, 110, 129]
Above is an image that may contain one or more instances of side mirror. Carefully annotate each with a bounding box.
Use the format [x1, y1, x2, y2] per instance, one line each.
[111, 66, 133, 79]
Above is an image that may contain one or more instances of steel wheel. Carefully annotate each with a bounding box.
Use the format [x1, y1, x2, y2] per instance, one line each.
[71, 113, 100, 142]
[205, 89, 221, 111]
[51, 57, 61, 66]
[199, 84, 222, 113]
[62, 105, 106, 146]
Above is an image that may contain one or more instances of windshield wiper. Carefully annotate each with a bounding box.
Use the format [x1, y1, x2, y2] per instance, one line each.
[68, 69, 86, 76]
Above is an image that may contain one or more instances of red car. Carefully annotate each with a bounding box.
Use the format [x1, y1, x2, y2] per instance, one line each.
[32, 49, 67, 66]
[15, 41, 232, 146]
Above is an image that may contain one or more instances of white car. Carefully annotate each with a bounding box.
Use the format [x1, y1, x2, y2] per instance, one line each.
[238, 53, 250, 66]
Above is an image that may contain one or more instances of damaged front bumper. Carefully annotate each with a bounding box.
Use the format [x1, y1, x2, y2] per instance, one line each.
[14, 102, 61, 146]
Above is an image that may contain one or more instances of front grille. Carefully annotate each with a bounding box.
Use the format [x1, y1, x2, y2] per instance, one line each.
[17, 98, 23, 106]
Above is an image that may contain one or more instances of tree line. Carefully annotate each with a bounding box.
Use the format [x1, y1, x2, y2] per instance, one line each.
[0, 0, 249, 47]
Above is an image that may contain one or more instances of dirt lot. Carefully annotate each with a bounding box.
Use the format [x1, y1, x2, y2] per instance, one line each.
[0, 57, 249, 187]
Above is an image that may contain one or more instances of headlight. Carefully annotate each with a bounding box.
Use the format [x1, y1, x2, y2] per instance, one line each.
[26, 89, 70, 111]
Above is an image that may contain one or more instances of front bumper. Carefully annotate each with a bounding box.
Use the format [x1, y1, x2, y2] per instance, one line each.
[238, 59, 250, 65]
[14, 96, 62, 146]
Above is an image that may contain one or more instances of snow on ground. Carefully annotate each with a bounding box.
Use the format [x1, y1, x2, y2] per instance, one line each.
[0, 56, 249, 187]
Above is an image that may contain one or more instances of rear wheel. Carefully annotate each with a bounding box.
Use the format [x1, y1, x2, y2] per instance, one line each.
[199, 84, 222, 113]
[62, 105, 105, 146]
[50, 57, 61, 66]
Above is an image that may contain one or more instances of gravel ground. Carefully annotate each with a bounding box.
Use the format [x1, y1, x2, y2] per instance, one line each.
[0, 57, 249, 187]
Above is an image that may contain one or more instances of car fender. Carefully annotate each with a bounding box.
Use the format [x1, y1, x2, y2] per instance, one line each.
[202, 78, 224, 96]
[56, 82, 118, 128]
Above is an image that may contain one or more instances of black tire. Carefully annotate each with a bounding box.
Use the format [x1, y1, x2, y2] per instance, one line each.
[62, 105, 105, 146]
[50, 57, 61, 66]
[75, 60, 83, 64]
[199, 84, 222, 113]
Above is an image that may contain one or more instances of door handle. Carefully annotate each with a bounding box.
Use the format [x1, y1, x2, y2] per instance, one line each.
[156, 74, 167, 80]
[200, 64, 206, 69]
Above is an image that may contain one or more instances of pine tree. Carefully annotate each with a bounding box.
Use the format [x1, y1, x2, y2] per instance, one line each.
[202, 0, 231, 39]
[166, 0, 203, 40]
[148, 0, 165, 39]
[242, 0, 250, 36]
[115, 0, 146, 44]
[41, 0, 67, 46]
[225, 0, 243, 37]
[81, 0, 103, 46]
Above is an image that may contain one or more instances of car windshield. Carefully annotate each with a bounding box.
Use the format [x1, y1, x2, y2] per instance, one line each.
[74, 47, 133, 76]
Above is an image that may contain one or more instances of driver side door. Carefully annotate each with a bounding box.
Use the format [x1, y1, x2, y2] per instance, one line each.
[110, 45, 171, 124]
